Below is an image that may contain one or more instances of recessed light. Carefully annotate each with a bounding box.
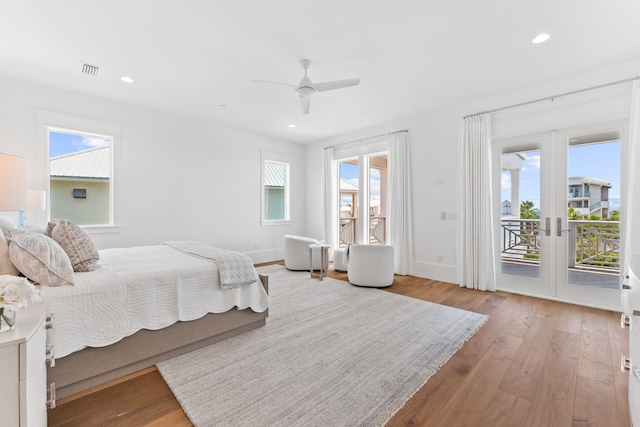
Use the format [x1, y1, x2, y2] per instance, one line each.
[532, 33, 551, 44]
[120, 76, 134, 83]
[220, 104, 227, 108]
[288, 124, 296, 128]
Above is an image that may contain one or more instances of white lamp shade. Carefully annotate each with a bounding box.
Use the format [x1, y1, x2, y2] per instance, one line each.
[0, 153, 27, 211]
[27, 190, 46, 211]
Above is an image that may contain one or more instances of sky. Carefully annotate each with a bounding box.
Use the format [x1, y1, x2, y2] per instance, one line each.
[49, 130, 111, 157]
[501, 140, 621, 214]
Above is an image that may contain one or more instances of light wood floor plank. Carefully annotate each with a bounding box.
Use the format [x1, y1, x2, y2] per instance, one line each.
[573, 375, 620, 426]
[478, 388, 531, 427]
[499, 316, 557, 401]
[525, 329, 580, 427]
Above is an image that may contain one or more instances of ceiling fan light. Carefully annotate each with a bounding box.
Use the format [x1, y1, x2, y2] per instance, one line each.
[298, 87, 315, 97]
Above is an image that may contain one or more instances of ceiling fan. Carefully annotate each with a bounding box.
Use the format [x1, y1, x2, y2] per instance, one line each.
[252, 59, 360, 114]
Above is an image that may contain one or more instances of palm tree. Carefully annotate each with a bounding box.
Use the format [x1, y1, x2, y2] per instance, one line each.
[520, 200, 539, 219]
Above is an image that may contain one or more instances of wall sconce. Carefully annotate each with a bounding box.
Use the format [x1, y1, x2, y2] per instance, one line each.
[0, 153, 27, 228]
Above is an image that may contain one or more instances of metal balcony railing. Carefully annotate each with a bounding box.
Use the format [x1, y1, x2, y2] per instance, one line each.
[500, 218, 620, 272]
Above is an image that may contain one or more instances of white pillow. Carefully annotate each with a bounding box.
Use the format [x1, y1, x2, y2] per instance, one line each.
[0, 228, 20, 276]
[0, 215, 15, 234]
[8, 231, 75, 286]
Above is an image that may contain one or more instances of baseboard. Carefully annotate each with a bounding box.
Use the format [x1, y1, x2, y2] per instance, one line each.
[412, 261, 457, 284]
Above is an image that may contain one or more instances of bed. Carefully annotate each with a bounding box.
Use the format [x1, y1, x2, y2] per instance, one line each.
[37, 242, 269, 401]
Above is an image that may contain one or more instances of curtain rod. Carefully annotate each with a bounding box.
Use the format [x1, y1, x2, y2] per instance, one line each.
[464, 75, 640, 119]
[324, 129, 408, 150]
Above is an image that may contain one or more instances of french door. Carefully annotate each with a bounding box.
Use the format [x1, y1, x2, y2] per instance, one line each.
[493, 121, 625, 310]
[337, 152, 388, 247]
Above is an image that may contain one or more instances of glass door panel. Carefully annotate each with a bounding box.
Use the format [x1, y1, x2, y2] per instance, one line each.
[339, 160, 359, 247]
[500, 149, 542, 279]
[494, 134, 551, 297]
[368, 154, 387, 244]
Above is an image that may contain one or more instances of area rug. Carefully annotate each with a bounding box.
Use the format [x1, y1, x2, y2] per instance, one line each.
[157, 265, 487, 427]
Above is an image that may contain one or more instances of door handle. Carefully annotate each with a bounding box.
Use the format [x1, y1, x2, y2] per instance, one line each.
[538, 217, 551, 236]
[556, 217, 571, 237]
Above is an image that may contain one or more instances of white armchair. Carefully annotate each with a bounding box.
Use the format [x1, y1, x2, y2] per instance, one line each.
[284, 235, 324, 271]
[346, 244, 394, 287]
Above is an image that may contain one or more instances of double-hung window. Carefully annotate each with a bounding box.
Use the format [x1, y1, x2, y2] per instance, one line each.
[261, 151, 291, 225]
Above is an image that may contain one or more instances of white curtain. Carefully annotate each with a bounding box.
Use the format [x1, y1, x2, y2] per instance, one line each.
[323, 147, 338, 258]
[623, 81, 640, 278]
[388, 131, 414, 275]
[456, 113, 496, 291]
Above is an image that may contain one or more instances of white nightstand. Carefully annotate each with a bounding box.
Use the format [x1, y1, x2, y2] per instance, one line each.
[0, 301, 48, 427]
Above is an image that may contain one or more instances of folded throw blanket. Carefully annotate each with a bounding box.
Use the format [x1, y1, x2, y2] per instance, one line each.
[165, 241, 257, 289]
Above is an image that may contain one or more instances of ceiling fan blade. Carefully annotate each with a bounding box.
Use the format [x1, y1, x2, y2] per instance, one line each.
[300, 95, 311, 114]
[251, 79, 297, 88]
[314, 78, 360, 92]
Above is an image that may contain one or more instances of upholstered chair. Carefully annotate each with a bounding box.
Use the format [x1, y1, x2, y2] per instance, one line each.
[333, 247, 348, 272]
[346, 244, 394, 287]
[284, 235, 323, 271]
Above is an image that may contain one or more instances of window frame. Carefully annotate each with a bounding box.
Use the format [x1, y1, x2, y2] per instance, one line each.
[261, 150, 292, 226]
[38, 110, 120, 232]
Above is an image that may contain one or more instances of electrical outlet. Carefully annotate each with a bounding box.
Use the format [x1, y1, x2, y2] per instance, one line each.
[447, 213, 457, 220]
[437, 255, 443, 263]
[433, 177, 444, 186]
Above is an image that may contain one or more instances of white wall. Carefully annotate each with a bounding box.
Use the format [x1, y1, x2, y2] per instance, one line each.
[0, 77, 306, 263]
[305, 57, 640, 283]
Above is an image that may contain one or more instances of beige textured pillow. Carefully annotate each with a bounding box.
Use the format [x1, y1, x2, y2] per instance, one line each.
[8, 232, 75, 286]
[0, 228, 20, 276]
[45, 221, 57, 237]
[51, 219, 100, 272]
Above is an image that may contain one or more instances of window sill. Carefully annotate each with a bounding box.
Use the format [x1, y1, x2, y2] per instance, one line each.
[261, 220, 293, 227]
[81, 224, 121, 234]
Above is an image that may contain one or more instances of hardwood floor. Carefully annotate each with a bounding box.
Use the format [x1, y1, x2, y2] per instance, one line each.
[48, 263, 630, 426]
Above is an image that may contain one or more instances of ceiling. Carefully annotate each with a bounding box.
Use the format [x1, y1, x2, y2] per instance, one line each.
[1, 1, 639, 144]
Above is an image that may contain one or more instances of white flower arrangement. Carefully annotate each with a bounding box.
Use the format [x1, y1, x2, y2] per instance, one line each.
[0, 275, 42, 330]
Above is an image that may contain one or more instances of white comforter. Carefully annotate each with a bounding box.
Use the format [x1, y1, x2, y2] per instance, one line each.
[38, 245, 269, 358]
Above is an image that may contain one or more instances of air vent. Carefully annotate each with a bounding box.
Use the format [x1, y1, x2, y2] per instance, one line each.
[81, 62, 99, 76]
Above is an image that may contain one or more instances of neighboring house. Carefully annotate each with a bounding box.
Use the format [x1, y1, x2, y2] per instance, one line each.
[49, 146, 110, 225]
[263, 161, 286, 220]
[501, 200, 512, 216]
[567, 177, 611, 218]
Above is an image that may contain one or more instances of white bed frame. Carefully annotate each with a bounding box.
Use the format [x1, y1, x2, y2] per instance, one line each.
[47, 274, 268, 400]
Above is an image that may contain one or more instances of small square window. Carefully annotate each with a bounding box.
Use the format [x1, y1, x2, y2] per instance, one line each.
[73, 188, 87, 199]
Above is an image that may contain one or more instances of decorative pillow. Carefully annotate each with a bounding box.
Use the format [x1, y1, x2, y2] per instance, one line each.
[45, 221, 57, 237]
[8, 231, 75, 286]
[0, 215, 15, 235]
[0, 228, 20, 276]
[51, 219, 100, 272]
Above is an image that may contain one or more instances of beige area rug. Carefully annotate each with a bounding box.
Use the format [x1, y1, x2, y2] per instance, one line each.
[156, 265, 487, 427]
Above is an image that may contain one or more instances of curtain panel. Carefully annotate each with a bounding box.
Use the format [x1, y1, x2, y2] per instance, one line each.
[388, 131, 414, 275]
[456, 113, 496, 291]
[323, 147, 338, 259]
[623, 81, 640, 277]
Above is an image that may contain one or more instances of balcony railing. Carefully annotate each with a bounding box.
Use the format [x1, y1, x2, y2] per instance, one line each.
[340, 216, 386, 246]
[500, 218, 620, 272]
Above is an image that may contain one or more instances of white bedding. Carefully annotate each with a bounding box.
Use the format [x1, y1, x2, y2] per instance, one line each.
[38, 244, 269, 358]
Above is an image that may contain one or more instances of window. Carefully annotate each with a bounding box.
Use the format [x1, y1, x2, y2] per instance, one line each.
[261, 151, 291, 225]
[48, 128, 113, 226]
